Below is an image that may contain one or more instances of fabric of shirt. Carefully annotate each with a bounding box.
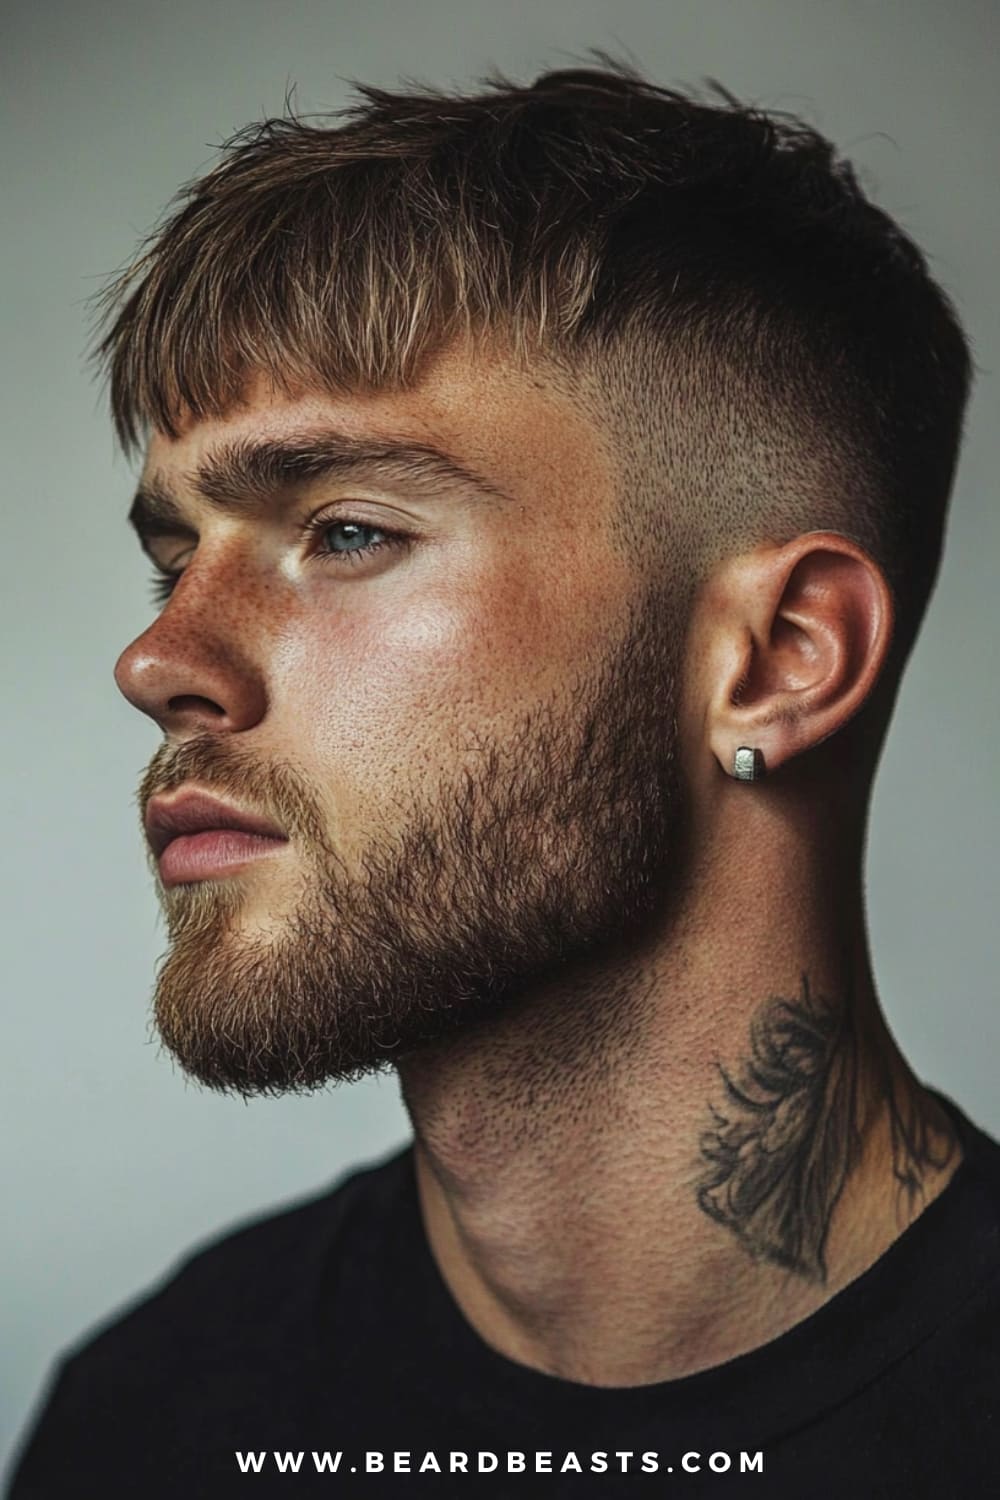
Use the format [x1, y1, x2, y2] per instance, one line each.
[6, 1085, 1000, 1498]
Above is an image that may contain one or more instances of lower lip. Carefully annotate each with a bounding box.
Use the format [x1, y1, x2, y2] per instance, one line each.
[157, 830, 289, 886]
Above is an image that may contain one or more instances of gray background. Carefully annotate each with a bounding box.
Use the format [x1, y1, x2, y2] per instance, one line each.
[2, 0, 996, 1478]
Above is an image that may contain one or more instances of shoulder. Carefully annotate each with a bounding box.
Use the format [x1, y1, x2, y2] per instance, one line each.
[907, 1092, 1000, 1377]
[67, 1141, 412, 1370]
[8, 1142, 413, 1488]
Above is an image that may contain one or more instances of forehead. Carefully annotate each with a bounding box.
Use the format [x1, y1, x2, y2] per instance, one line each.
[142, 339, 615, 517]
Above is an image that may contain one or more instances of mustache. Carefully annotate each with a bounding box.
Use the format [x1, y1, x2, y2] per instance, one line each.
[135, 734, 325, 849]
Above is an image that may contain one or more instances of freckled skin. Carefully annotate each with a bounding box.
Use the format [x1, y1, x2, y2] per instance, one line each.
[116, 340, 687, 1090]
[114, 335, 960, 1388]
[120, 348, 635, 872]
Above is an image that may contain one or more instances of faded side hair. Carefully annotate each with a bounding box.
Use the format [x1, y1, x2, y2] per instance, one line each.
[91, 52, 975, 679]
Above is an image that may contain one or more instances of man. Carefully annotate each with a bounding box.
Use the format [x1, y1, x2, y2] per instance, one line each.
[7, 58, 998, 1498]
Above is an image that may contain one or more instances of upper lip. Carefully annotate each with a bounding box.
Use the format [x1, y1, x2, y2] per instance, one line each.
[145, 789, 288, 858]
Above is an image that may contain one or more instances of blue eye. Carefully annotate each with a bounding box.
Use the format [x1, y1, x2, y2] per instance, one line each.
[314, 518, 390, 560]
[301, 513, 410, 570]
[146, 514, 410, 608]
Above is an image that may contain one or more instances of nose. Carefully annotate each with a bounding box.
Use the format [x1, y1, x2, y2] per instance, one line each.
[114, 593, 268, 738]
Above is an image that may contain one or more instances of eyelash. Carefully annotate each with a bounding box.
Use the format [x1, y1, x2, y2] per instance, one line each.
[146, 514, 410, 606]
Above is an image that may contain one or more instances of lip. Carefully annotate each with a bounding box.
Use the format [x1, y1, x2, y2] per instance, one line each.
[145, 788, 289, 860]
[157, 829, 289, 886]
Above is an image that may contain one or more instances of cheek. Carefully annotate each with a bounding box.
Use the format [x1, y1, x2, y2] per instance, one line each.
[266, 535, 622, 825]
[267, 566, 542, 778]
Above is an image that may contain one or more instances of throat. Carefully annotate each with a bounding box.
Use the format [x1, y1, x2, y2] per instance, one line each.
[400, 974, 962, 1388]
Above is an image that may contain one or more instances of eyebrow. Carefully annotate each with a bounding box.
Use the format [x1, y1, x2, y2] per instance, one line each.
[128, 430, 514, 546]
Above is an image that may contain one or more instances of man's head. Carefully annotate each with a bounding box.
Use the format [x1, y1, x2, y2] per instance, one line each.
[120, 360, 688, 1094]
[102, 60, 973, 1095]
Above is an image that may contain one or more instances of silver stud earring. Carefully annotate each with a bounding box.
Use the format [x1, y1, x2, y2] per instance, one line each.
[733, 746, 766, 781]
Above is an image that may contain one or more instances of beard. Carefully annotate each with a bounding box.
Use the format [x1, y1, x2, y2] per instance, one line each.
[137, 588, 689, 1097]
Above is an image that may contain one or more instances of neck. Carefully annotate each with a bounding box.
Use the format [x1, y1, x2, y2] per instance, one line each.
[396, 817, 961, 1387]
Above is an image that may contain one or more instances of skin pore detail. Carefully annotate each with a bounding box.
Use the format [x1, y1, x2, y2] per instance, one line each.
[696, 971, 959, 1286]
[114, 343, 966, 1387]
[883, 1061, 962, 1214]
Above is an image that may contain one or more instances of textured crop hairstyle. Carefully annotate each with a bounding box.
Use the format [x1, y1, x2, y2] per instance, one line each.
[94, 55, 975, 689]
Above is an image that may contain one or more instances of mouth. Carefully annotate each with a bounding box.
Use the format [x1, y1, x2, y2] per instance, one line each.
[145, 789, 290, 886]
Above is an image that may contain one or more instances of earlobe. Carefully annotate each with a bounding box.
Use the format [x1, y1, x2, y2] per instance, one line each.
[703, 533, 894, 781]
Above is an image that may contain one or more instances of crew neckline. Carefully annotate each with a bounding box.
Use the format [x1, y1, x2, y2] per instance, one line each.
[399, 1087, 999, 1444]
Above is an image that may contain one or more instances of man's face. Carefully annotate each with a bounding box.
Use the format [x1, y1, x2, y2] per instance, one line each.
[115, 340, 689, 1095]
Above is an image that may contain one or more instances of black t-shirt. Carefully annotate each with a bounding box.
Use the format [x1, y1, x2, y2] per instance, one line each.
[6, 1086, 1000, 1498]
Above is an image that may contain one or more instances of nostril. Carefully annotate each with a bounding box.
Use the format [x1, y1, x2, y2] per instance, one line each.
[166, 696, 227, 718]
[112, 637, 268, 734]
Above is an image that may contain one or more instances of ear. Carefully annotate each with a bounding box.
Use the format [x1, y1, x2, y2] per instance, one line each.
[698, 532, 895, 779]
